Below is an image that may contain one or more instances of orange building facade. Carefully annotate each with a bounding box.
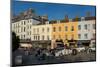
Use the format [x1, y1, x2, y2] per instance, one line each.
[51, 21, 78, 49]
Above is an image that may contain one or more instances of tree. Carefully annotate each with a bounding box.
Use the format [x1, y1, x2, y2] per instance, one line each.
[12, 32, 20, 52]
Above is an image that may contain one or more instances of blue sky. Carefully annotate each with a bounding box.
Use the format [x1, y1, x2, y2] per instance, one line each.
[12, 1, 96, 20]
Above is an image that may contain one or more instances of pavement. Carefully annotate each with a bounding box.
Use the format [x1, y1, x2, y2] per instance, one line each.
[12, 49, 96, 66]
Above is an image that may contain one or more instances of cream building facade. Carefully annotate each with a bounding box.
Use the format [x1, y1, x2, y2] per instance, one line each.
[31, 21, 52, 41]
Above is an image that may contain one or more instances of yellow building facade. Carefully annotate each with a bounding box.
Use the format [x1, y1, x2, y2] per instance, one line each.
[51, 21, 78, 48]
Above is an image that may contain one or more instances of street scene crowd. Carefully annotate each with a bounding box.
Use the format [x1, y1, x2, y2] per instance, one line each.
[12, 41, 96, 66]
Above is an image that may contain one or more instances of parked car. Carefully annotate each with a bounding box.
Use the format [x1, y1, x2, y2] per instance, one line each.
[55, 48, 72, 57]
[75, 47, 85, 52]
[88, 47, 96, 53]
[88, 44, 96, 52]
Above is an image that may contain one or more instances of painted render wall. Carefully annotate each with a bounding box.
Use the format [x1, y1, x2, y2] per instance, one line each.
[78, 20, 96, 40]
[31, 23, 52, 41]
[52, 22, 78, 41]
[12, 19, 41, 40]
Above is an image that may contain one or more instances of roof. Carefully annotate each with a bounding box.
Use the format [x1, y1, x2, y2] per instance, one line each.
[12, 8, 48, 23]
[49, 16, 96, 24]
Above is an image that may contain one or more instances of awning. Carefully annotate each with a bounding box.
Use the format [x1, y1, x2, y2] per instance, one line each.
[68, 40, 77, 42]
[56, 39, 63, 42]
[56, 42, 63, 44]
[77, 40, 90, 46]
[20, 43, 32, 48]
[77, 40, 90, 44]
[32, 40, 51, 44]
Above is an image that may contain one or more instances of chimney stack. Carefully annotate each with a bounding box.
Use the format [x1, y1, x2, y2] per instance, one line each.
[57, 20, 60, 23]
[86, 11, 91, 17]
[81, 17, 85, 21]
[65, 15, 69, 22]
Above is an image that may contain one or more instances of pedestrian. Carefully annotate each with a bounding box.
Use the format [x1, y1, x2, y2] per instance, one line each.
[51, 50, 55, 56]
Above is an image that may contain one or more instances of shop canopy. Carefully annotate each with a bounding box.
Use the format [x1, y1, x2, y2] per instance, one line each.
[20, 43, 32, 48]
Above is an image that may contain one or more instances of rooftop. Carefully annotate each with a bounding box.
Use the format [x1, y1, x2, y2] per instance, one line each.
[12, 8, 48, 23]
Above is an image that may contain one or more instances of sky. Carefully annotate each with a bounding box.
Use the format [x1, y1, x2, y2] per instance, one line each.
[12, 0, 96, 21]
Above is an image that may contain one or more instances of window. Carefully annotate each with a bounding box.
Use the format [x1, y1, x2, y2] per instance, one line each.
[30, 31, 31, 35]
[93, 33, 96, 39]
[14, 24, 15, 29]
[84, 34, 88, 39]
[24, 27, 25, 32]
[92, 42, 96, 47]
[42, 28, 44, 33]
[21, 21, 23, 25]
[38, 36, 40, 40]
[53, 27, 56, 32]
[17, 29, 19, 33]
[59, 26, 61, 31]
[18, 29, 19, 33]
[93, 24, 96, 29]
[22, 35, 24, 39]
[88, 24, 90, 30]
[23, 35, 25, 39]
[65, 26, 68, 31]
[71, 26, 74, 31]
[21, 27, 23, 32]
[78, 34, 81, 39]
[35, 36, 37, 40]
[16, 29, 17, 33]
[21, 35, 23, 39]
[30, 19, 32, 22]
[24, 21, 25, 25]
[47, 27, 49, 32]
[84, 24, 88, 30]
[13, 24, 15, 29]
[42, 35, 45, 40]
[34, 35, 35, 40]
[30, 25, 31, 29]
[28, 20, 30, 23]
[78, 25, 81, 30]
[12, 24, 15, 29]
[47, 35, 49, 40]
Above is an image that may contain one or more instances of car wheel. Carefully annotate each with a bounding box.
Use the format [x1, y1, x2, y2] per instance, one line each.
[72, 49, 77, 55]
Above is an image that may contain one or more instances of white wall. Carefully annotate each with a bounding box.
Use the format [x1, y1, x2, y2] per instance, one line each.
[78, 20, 96, 40]
[12, 19, 41, 40]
